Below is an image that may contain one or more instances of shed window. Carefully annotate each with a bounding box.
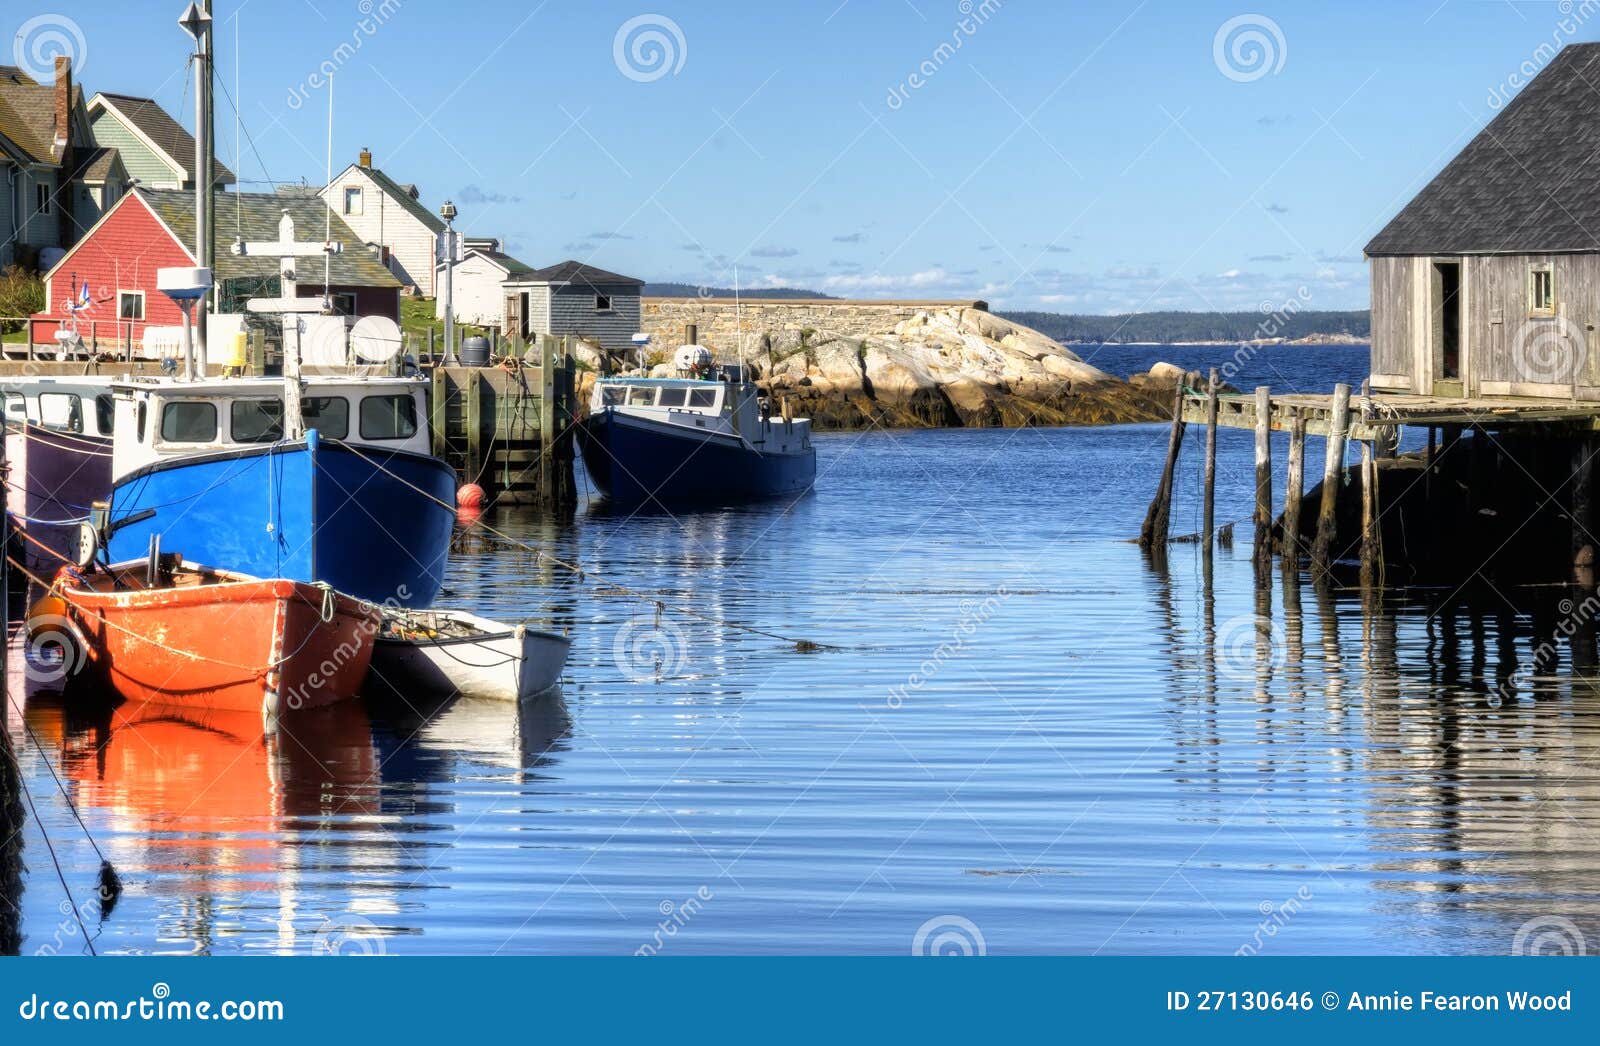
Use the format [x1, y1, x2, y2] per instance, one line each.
[1530, 266, 1555, 314]
[343, 186, 363, 215]
[359, 394, 417, 440]
[302, 396, 349, 439]
[118, 291, 145, 320]
[35, 183, 49, 216]
[38, 393, 83, 433]
[596, 294, 613, 312]
[231, 399, 284, 443]
[160, 401, 218, 443]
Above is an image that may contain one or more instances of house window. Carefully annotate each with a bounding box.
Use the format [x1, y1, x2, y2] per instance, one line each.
[1530, 265, 1556, 314]
[343, 186, 363, 215]
[35, 183, 50, 216]
[118, 291, 145, 321]
[595, 294, 613, 312]
[328, 292, 358, 316]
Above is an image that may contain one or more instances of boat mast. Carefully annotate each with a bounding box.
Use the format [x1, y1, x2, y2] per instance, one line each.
[180, 2, 214, 376]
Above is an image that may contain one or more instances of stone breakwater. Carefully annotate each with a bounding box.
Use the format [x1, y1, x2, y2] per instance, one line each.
[630, 299, 1166, 429]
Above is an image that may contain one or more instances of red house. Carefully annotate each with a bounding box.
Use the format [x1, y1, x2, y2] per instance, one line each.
[33, 187, 402, 354]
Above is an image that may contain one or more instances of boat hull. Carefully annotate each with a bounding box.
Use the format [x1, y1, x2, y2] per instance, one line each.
[369, 610, 570, 701]
[105, 433, 456, 608]
[576, 410, 815, 506]
[5, 424, 111, 573]
[54, 564, 380, 719]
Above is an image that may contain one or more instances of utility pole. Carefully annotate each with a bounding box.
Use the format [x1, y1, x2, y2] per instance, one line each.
[440, 201, 458, 364]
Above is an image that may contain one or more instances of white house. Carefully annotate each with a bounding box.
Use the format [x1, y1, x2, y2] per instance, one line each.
[319, 148, 445, 295]
[434, 247, 534, 328]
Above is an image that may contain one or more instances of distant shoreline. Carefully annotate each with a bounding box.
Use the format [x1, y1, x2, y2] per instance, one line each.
[1062, 335, 1370, 348]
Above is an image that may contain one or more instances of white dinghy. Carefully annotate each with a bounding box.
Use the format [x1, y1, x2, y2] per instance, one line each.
[368, 609, 571, 702]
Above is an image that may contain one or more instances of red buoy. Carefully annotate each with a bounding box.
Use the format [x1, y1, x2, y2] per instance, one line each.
[457, 483, 485, 509]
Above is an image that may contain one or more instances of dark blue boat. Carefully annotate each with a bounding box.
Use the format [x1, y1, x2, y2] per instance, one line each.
[106, 377, 455, 608]
[575, 376, 815, 506]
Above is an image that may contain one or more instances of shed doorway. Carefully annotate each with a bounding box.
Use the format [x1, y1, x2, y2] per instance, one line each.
[1431, 260, 1463, 394]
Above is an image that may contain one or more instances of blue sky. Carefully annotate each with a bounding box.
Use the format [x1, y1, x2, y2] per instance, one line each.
[13, 0, 1593, 311]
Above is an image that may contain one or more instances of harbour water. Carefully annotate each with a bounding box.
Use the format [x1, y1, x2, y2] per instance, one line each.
[8, 344, 1600, 956]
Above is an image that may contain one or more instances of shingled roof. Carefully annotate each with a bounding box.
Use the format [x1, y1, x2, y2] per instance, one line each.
[91, 92, 235, 185]
[510, 259, 644, 287]
[0, 69, 79, 164]
[138, 188, 402, 288]
[1367, 44, 1600, 256]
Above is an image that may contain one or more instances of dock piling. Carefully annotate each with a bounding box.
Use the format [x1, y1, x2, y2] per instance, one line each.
[1311, 383, 1353, 580]
[1253, 385, 1273, 578]
[1574, 435, 1595, 588]
[1360, 438, 1379, 588]
[1281, 408, 1306, 561]
[1202, 367, 1219, 548]
[1139, 382, 1188, 550]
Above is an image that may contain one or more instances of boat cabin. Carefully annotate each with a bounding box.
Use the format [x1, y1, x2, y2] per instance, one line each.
[2, 377, 117, 438]
[111, 375, 432, 479]
[590, 375, 812, 453]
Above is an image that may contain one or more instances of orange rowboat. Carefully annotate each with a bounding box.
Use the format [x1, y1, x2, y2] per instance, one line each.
[45, 561, 381, 723]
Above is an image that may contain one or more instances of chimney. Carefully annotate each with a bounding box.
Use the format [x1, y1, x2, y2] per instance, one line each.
[359, 147, 372, 169]
[53, 56, 71, 151]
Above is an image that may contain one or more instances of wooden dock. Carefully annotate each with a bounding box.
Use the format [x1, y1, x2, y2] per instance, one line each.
[1145, 370, 1600, 587]
[427, 335, 578, 508]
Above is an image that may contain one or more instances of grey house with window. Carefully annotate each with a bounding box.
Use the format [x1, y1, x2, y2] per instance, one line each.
[1367, 43, 1600, 400]
[501, 260, 643, 353]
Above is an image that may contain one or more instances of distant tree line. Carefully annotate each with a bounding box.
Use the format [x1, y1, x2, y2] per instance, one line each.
[997, 309, 1371, 344]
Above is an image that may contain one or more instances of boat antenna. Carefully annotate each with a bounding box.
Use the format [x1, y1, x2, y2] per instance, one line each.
[324, 71, 334, 316]
[735, 264, 744, 379]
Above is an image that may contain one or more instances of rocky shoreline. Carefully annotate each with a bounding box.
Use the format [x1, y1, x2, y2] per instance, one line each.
[596, 306, 1172, 430]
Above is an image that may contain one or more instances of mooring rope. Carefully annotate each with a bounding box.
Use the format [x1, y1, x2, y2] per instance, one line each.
[335, 440, 837, 652]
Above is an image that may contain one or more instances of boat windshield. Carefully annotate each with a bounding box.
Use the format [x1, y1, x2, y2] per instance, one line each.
[626, 386, 656, 406]
[601, 386, 626, 406]
[657, 387, 688, 408]
[689, 388, 718, 408]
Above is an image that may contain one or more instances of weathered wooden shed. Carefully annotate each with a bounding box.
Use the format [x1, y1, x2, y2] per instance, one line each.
[502, 260, 643, 353]
[1367, 43, 1600, 400]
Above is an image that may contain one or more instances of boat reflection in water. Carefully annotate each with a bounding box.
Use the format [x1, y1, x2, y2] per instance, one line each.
[20, 692, 391, 954]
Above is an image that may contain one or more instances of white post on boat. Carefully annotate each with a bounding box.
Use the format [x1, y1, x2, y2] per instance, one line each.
[179, 2, 214, 373]
[440, 201, 459, 365]
[157, 267, 214, 381]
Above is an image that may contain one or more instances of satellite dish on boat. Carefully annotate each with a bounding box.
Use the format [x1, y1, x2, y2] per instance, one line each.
[351, 315, 404, 363]
[298, 314, 349, 368]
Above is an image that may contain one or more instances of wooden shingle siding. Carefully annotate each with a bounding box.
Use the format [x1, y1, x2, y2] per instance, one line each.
[89, 109, 180, 186]
[545, 285, 640, 352]
[1465, 253, 1600, 394]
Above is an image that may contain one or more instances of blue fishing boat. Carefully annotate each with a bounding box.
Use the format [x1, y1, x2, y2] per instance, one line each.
[575, 349, 815, 507]
[104, 375, 456, 608]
